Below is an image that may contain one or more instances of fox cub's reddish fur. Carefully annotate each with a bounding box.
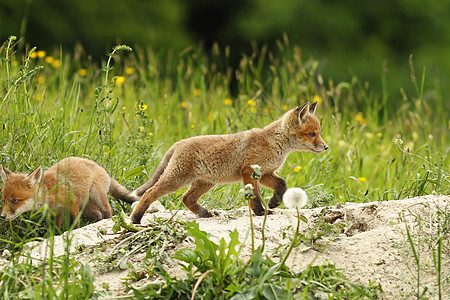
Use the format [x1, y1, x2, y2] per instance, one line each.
[131, 101, 328, 224]
[1, 157, 138, 228]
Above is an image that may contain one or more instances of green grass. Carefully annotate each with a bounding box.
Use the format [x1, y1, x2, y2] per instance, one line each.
[0, 36, 448, 298]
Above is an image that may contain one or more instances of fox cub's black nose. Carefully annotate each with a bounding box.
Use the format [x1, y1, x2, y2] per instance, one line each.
[324, 145, 329, 150]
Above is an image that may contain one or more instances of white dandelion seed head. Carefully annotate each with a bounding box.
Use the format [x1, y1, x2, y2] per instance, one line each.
[283, 188, 308, 209]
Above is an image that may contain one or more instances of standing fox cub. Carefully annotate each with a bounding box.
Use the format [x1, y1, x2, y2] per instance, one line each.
[131, 101, 328, 224]
[1, 157, 138, 228]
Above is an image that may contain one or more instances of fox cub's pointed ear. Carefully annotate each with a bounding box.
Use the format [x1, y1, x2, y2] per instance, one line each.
[25, 166, 43, 187]
[295, 102, 310, 122]
[0, 165, 11, 182]
[309, 101, 318, 114]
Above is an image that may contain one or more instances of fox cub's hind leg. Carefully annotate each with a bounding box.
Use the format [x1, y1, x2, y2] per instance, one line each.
[260, 173, 287, 209]
[182, 180, 215, 218]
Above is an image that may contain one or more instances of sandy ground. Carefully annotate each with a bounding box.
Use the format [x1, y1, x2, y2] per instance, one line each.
[1, 195, 448, 299]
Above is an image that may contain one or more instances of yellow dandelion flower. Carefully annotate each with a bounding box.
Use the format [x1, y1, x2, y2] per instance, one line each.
[181, 101, 188, 108]
[52, 59, 61, 68]
[78, 69, 88, 76]
[282, 105, 289, 111]
[37, 76, 45, 84]
[35, 94, 43, 101]
[294, 166, 302, 172]
[138, 104, 148, 111]
[37, 50, 46, 58]
[30, 52, 38, 59]
[191, 124, 195, 129]
[358, 177, 367, 183]
[355, 112, 367, 125]
[44, 56, 54, 64]
[377, 132, 382, 138]
[224, 98, 233, 106]
[125, 67, 135, 75]
[313, 95, 323, 104]
[193, 89, 201, 96]
[122, 106, 127, 110]
[149, 132, 153, 136]
[115, 76, 125, 86]
[247, 99, 256, 106]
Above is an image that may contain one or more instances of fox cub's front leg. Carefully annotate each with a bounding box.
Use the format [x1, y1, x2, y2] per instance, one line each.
[260, 173, 287, 209]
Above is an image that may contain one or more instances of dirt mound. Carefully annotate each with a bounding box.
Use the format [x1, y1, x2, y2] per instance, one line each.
[6, 195, 449, 298]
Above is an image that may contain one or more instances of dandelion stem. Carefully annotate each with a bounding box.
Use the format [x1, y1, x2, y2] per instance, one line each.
[278, 208, 300, 270]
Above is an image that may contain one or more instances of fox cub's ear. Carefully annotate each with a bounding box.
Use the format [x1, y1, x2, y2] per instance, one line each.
[25, 166, 43, 187]
[296, 102, 310, 122]
[309, 101, 318, 114]
[0, 165, 11, 182]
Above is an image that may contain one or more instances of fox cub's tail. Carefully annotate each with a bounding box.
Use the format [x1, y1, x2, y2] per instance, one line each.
[132, 147, 176, 197]
[109, 179, 139, 203]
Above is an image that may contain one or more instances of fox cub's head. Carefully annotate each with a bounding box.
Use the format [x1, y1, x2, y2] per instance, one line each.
[0, 165, 42, 221]
[285, 101, 328, 153]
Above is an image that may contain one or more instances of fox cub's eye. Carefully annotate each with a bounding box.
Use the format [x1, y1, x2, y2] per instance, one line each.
[12, 199, 19, 205]
[308, 132, 316, 137]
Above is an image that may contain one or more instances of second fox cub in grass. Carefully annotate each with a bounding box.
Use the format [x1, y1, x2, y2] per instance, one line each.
[131, 101, 328, 224]
[1, 157, 138, 228]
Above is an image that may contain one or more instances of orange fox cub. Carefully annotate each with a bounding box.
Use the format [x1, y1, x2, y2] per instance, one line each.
[1, 157, 138, 228]
[131, 101, 328, 224]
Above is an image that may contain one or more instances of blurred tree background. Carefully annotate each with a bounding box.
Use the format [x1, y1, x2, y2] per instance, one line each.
[1, 0, 449, 98]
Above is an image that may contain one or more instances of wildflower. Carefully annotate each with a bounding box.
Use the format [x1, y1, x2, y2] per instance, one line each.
[294, 166, 302, 173]
[138, 104, 148, 111]
[282, 105, 289, 111]
[394, 138, 403, 146]
[355, 112, 367, 125]
[149, 132, 153, 136]
[125, 67, 135, 75]
[181, 101, 188, 108]
[139, 126, 145, 132]
[35, 94, 43, 102]
[115, 76, 125, 86]
[122, 106, 127, 110]
[358, 177, 367, 183]
[250, 107, 256, 113]
[193, 89, 201, 96]
[191, 124, 195, 129]
[45, 56, 55, 64]
[30, 52, 37, 59]
[243, 183, 254, 200]
[78, 69, 88, 77]
[364, 132, 374, 139]
[247, 99, 256, 106]
[251, 164, 262, 180]
[313, 95, 323, 104]
[52, 59, 61, 68]
[6, 157, 10, 161]
[224, 98, 233, 106]
[37, 76, 45, 84]
[37, 50, 46, 58]
[377, 132, 382, 138]
[283, 188, 308, 209]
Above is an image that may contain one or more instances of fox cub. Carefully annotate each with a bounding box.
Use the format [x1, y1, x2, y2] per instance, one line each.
[131, 101, 328, 224]
[1, 157, 138, 228]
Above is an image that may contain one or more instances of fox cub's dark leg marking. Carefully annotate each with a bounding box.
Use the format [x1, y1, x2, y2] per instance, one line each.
[260, 173, 287, 209]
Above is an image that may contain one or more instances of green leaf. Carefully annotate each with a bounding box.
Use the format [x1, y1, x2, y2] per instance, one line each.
[124, 165, 145, 180]
[174, 248, 197, 263]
